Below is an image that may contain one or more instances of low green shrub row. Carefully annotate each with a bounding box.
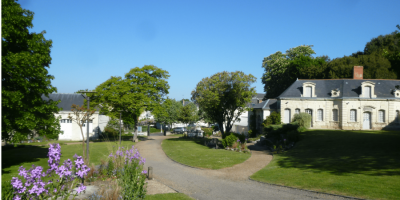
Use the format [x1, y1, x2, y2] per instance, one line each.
[221, 132, 246, 148]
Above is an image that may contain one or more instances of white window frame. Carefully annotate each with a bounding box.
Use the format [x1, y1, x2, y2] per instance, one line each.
[350, 109, 357, 122]
[332, 109, 339, 122]
[359, 81, 376, 98]
[301, 82, 317, 98]
[295, 109, 300, 115]
[378, 110, 385, 122]
[317, 109, 323, 121]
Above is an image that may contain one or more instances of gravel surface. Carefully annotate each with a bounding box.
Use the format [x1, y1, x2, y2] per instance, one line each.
[136, 133, 352, 200]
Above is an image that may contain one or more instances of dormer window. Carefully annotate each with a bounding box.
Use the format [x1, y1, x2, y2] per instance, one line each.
[331, 88, 340, 97]
[394, 89, 400, 98]
[301, 82, 317, 98]
[359, 81, 376, 98]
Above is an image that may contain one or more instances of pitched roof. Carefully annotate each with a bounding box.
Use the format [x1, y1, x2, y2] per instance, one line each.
[41, 93, 84, 111]
[247, 93, 266, 108]
[278, 79, 400, 99]
[253, 99, 278, 110]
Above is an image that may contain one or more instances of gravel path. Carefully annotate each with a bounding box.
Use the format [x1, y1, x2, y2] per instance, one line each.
[136, 134, 351, 200]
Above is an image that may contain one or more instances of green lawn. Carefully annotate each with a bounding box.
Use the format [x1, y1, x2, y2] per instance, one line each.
[162, 138, 251, 169]
[145, 193, 193, 200]
[250, 129, 400, 200]
[2, 140, 137, 183]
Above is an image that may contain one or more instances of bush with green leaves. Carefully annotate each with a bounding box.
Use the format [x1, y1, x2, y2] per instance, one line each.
[292, 113, 311, 128]
[201, 128, 213, 137]
[270, 111, 282, 125]
[103, 126, 119, 139]
[221, 133, 238, 148]
[232, 133, 246, 143]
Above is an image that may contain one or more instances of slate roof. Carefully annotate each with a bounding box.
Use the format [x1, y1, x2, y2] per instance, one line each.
[278, 79, 400, 99]
[252, 99, 278, 110]
[247, 93, 266, 108]
[41, 93, 84, 111]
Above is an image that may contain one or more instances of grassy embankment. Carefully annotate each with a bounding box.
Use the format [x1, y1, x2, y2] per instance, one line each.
[162, 138, 250, 169]
[250, 129, 400, 200]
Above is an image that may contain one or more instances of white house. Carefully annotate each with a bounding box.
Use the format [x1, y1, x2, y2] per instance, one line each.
[278, 66, 400, 130]
[42, 94, 101, 141]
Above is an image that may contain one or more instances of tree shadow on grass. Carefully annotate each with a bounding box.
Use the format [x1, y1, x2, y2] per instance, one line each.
[1, 145, 49, 174]
[276, 130, 400, 176]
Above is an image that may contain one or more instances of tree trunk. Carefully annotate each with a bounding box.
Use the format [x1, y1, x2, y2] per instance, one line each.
[133, 118, 138, 142]
[218, 121, 225, 138]
[79, 126, 86, 162]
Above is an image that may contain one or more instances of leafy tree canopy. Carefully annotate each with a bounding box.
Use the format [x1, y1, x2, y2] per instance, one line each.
[2, 0, 61, 142]
[262, 45, 328, 98]
[191, 71, 256, 138]
[89, 65, 170, 137]
[178, 102, 198, 125]
[153, 98, 182, 128]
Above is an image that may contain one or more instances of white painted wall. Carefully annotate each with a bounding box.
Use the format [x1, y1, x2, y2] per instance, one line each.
[280, 98, 400, 130]
[55, 111, 100, 141]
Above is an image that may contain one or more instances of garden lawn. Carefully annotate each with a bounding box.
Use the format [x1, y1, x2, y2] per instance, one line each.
[162, 138, 250, 169]
[145, 193, 194, 200]
[250, 130, 400, 200]
[2, 141, 137, 183]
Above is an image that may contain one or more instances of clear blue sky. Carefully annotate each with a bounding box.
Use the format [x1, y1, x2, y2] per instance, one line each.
[19, 0, 400, 100]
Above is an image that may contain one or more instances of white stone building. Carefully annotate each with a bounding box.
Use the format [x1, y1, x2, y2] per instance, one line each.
[42, 94, 101, 141]
[278, 66, 400, 130]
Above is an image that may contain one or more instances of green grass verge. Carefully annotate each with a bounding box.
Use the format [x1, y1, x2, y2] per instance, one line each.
[250, 129, 400, 200]
[162, 138, 251, 169]
[145, 193, 194, 200]
[2, 140, 137, 183]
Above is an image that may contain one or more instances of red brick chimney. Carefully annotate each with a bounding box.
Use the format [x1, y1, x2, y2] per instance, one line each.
[353, 66, 363, 79]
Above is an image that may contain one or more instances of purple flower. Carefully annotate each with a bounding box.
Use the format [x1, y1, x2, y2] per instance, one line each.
[142, 170, 147, 174]
[76, 183, 86, 194]
[109, 153, 113, 157]
[13, 195, 21, 200]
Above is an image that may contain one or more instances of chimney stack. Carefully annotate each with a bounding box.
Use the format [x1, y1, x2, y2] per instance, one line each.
[258, 99, 263, 104]
[353, 66, 363, 79]
[182, 99, 185, 106]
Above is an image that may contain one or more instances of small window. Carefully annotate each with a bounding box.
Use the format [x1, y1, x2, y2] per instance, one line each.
[378, 110, 385, 122]
[295, 109, 300, 114]
[350, 109, 357, 122]
[396, 110, 400, 123]
[364, 86, 371, 98]
[332, 109, 339, 121]
[305, 86, 312, 97]
[317, 109, 323, 121]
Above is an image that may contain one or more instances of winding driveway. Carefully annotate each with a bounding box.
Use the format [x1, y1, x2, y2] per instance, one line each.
[136, 133, 348, 200]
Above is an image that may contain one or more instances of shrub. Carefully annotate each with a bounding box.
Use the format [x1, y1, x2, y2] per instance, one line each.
[232, 133, 246, 143]
[202, 128, 213, 138]
[287, 130, 300, 142]
[270, 111, 282, 125]
[292, 113, 311, 128]
[103, 126, 119, 139]
[221, 133, 238, 148]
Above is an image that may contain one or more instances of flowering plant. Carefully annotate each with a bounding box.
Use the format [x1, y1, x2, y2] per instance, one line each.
[10, 144, 90, 200]
[106, 145, 147, 199]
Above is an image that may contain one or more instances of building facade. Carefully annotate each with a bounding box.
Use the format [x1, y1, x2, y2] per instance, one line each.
[278, 67, 400, 130]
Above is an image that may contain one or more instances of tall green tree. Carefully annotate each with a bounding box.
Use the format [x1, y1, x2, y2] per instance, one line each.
[178, 102, 198, 126]
[261, 45, 328, 98]
[153, 98, 182, 130]
[90, 65, 170, 141]
[2, 0, 61, 143]
[383, 25, 400, 76]
[191, 71, 256, 138]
